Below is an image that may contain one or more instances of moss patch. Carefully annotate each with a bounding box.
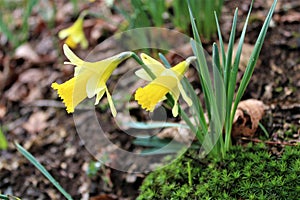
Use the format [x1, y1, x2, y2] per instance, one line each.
[138, 144, 300, 199]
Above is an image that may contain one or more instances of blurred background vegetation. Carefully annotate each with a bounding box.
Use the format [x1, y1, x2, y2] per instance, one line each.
[0, 0, 223, 51]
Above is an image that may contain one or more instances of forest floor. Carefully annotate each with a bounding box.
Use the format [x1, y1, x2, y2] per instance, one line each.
[0, 0, 299, 199]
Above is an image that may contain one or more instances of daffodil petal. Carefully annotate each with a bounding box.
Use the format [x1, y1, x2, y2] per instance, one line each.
[171, 61, 188, 76]
[177, 81, 192, 106]
[74, 66, 82, 76]
[63, 44, 84, 66]
[86, 75, 98, 98]
[140, 53, 165, 76]
[170, 88, 180, 117]
[58, 29, 70, 39]
[105, 87, 116, 117]
[80, 37, 88, 49]
[172, 100, 179, 117]
[152, 75, 178, 93]
[95, 88, 106, 105]
[135, 68, 152, 81]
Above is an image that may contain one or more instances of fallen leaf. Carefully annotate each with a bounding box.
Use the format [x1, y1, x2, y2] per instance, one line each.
[18, 69, 45, 84]
[22, 111, 49, 134]
[280, 11, 300, 23]
[5, 82, 28, 102]
[14, 43, 40, 63]
[232, 99, 265, 138]
[157, 125, 195, 144]
[0, 105, 6, 119]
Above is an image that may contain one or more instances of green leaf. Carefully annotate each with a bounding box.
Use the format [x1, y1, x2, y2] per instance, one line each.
[15, 142, 73, 200]
[214, 11, 226, 72]
[233, 0, 278, 122]
[21, 0, 38, 43]
[224, 8, 238, 91]
[159, 53, 171, 68]
[0, 127, 8, 150]
[0, 194, 21, 200]
[133, 136, 199, 155]
[126, 121, 189, 129]
[0, 14, 16, 47]
[188, 1, 224, 157]
[258, 122, 269, 138]
[225, 0, 254, 148]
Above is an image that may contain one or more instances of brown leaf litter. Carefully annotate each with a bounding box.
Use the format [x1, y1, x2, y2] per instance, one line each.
[232, 99, 265, 138]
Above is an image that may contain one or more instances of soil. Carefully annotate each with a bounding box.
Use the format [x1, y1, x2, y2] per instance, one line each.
[0, 0, 299, 199]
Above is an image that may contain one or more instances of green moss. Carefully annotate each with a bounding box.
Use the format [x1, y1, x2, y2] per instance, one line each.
[138, 144, 300, 199]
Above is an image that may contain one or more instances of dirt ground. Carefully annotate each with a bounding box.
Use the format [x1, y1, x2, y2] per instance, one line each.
[0, 0, 299, 199]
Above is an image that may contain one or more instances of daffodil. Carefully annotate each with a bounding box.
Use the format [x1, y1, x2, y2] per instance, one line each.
[135, 54, 193, 117]
[52, 44, 132, 116]
[58, 12, 88, 49]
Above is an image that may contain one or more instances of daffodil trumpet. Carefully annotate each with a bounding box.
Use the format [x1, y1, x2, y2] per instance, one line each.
[134, 53, 195, 117]
[52, 44, 132, 116]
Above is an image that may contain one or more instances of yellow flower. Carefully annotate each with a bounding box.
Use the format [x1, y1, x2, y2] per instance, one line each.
[135, 53, 193, 117]
[58, 12, 88, 49]
[52, 44, 132, 116]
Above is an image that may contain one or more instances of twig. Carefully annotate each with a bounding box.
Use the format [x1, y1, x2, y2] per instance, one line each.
[240, 137, 299, 146]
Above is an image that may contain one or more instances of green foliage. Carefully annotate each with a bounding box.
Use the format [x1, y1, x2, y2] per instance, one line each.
[87, 161, 102, 178]
[15, 143, 73, 200]
[0, 194, 21, 200]
[114, 0, 223, 40]
[185, 0, 278, 159]
[0, 0, 39, 49]
[138, 144, 300, 199]
[0, 127, 8, 150]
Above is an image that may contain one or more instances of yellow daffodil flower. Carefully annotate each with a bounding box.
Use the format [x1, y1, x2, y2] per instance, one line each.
[135, 54, 194, 117]
[58, 12, 88, 49]
[52, 44, 132, 116]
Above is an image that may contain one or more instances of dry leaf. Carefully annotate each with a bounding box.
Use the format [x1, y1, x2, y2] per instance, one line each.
[280, 11, 300, 23]
[22, 111, 49, 134]
[14, 43, 40, 63]
[232, 99, 265, 138]
[5, 82, 28, 102]
[18, 69, 45, 84]
[157, 126, 195, 144]
[0, 105, 6, 119]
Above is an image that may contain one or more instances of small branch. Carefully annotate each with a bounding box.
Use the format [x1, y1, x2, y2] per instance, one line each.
[240, 137, 299, 146]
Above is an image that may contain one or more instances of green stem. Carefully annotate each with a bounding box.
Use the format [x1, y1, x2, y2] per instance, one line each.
[131, 53, 156, 79]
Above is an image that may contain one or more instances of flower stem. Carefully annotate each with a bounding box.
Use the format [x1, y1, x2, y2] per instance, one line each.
[131, 53, 156, 80]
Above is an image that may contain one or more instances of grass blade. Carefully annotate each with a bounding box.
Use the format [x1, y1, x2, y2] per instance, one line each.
[0, 127, 8, 150]
[182, 77, 207, 129]
[224, 8, 238, 90]
[225, 1, 254, 148]
[188, 1, 223, 155]
[15, 142, 73, 200]
[212, 43, 225, 131]
[214, 11, 225, 71]
[233, 0, 278, 121]
[0, 16, 16, 47]
[21, 0, 38, 42]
